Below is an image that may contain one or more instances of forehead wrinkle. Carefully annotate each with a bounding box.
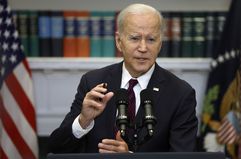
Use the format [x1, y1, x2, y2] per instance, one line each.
[123, 14, 161, 37]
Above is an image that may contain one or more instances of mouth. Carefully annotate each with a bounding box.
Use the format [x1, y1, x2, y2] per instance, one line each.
[136, 57, 148, 62]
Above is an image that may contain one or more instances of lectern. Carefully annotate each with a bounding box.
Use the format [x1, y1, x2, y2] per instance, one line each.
[47, 152, 225, 159]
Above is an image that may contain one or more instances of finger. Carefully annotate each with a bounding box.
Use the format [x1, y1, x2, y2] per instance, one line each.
[102, 92, 114, 104]
[98, 142, 117, 152]
[115, 130, 124, 142]
[101, 139, 121, 146]
[87, 89, 105, 100]
[99, 148, 115, 153]
[93, 83, 108, 94]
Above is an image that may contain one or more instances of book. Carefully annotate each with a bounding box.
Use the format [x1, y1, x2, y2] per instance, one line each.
[63, 11, 77, 57]
[51, 11, 64, 57]
[170, 12, 181, 57]
[38, 11, 52, 57]
[17, 11, 30, 56]
[205, 12, 215, 57]
[90, 11, 102, 57]
[181, 12, 193, 57]
[102, 11, 115, 57]
[76, 11, 90, 57]
[159, 12, 171, 57]
[29, 11, 39, 57]
[192, 12, 205, 57]
[213, 12, 226, 55]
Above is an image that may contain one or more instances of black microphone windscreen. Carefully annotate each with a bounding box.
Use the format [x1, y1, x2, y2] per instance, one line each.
[115, 88, 128, 104]
[140, 89, 153, 103]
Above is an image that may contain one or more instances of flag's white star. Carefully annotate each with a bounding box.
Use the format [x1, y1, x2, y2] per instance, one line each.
[1, 67, 5, 76]
[2, 55, 6, 63]
[5, 17, 12, 26]
[0, 5, 3, 12]
[4, 30, 10, 38]
[218, 55, 224, 63]
[225, 51, 230, 60]
[13, 30, 19, 39]
[211, 60, 218, 68]
[9, 54, 17, 63]
[12, 42, 18, 51]
[231, 50, 236, 58]
[6, 6, 11, 13]
[3, 42, 8, 51]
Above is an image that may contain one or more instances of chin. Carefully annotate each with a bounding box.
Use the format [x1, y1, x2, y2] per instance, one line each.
[134, 68, 149, 75]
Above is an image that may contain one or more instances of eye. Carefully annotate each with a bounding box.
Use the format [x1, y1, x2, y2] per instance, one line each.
[128, 35, 140, 42]
[147, 37, 156, 43]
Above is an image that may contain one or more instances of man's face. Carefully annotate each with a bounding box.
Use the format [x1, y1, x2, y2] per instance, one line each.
[116, 12, 162, 77]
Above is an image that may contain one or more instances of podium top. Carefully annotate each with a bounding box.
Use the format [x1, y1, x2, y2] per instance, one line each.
[47, 152, 225, 159]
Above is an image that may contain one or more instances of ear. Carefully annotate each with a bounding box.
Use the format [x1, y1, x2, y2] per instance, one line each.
[159, 40, 162, 52]
[115, 32, 122, 53]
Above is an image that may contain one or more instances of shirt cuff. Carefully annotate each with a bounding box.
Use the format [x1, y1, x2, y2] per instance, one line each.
[72, 115, 94, 139]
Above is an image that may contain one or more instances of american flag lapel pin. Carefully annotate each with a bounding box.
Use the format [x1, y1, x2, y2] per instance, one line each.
[153, 87, 159, 92]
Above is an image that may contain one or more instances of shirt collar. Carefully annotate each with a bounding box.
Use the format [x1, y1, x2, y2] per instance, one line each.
[121, 63, 155, 89]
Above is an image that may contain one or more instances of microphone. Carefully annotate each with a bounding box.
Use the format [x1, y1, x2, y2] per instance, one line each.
[115, 89, 129, 137]
[140, 89, 157, 136]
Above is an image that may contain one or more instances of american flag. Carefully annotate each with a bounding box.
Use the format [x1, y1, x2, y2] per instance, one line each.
[217, 112, 240, 145]
[0, 0, 38, 158]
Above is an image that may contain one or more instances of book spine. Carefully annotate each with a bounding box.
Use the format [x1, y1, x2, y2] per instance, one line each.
[63, 11, 77, 57]
[170, 12, 181, 57]
[102, 12, 115, 57]
[38, 11, 52, 57]
[213, 12, 226, 55]
[181, 12, 193, 57]
[159, 12, 171, 57]
[90, 11, 102, 57]
[29, 11, 39, 57]
[192, 12, 205, 57]
[76, 11, 90, 57]
[205, 12, 215, 57]
[51, 11, 64, 57]
[18, 11, 30, 56]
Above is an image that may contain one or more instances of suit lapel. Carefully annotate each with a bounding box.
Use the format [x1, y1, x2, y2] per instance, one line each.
[134, 64, 166, 138]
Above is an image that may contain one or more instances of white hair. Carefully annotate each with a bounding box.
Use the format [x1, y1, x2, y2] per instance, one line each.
[117, 3, 164, 34]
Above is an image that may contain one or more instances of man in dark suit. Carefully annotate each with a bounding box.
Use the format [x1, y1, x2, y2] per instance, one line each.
[49, 3, 198, 153]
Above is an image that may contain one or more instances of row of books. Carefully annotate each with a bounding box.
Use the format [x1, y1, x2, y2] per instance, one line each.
[13, 10, 227, 58]
[160, 12, 226, 57]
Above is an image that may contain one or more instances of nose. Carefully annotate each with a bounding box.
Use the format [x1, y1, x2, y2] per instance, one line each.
[138, 39, 147, 52]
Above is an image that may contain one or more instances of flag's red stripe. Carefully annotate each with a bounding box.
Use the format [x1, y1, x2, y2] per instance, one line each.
[0, 97, 36, 159]
[0, 146, 8, 159]
[23, 58, 32, 77]
[5, 73, 36, 132]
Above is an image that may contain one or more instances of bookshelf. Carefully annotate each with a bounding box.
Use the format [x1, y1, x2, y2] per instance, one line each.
[8, 0, 231, 135]
[10, 0, 231, 58]
[9, 0, 230, 11]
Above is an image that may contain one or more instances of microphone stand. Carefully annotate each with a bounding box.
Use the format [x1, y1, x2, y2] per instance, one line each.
[127, 122, 154, 152]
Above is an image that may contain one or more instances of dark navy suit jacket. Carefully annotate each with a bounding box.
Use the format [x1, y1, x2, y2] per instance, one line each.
[49, 62, 198, 153]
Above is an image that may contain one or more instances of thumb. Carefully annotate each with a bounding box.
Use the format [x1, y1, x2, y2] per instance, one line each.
[115, 130, 124, 141]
